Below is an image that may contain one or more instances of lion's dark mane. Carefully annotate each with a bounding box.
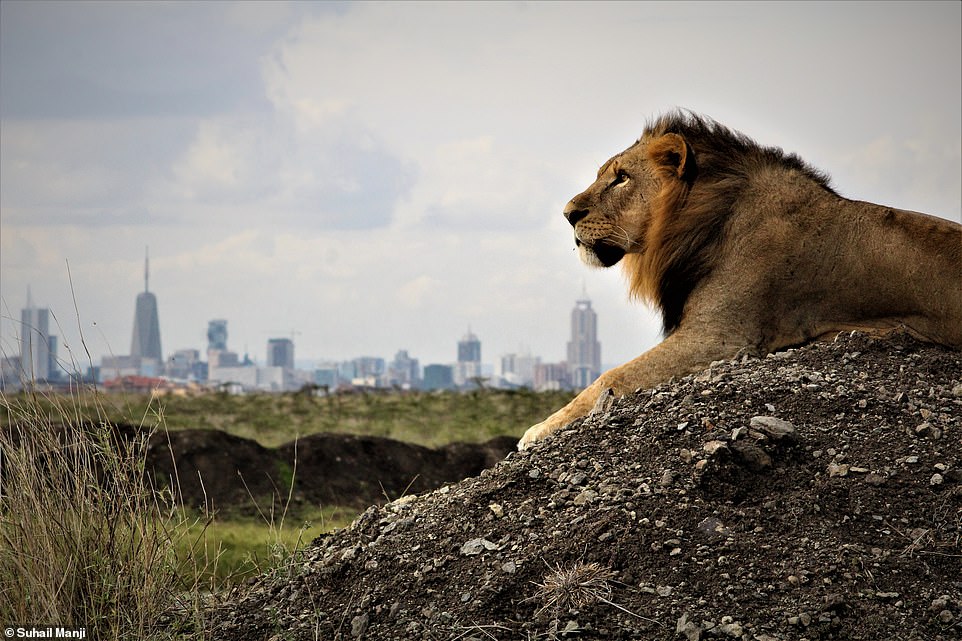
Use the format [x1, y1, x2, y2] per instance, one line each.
[626, 111, 837, 334]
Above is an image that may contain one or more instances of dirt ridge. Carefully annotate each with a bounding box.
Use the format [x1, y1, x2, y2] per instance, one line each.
[146, 430, 517, 511]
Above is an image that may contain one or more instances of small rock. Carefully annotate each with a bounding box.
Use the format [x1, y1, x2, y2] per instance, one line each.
[938, 609, 954, 623]
[827, 463, 849, 477]
[703, 440, 728, 454]
[733, 443, 773, 471]
[460, 538, 499, 555]
[389, 494, 418, 510]
[697, 517, 730, 537]
[718, 622, 743, 637]
[351, 613, 369, 638]
[750, 415, 796, 439]
[573, 489, 597, 505]
[659, 469, 676, 487]
[930, 473, 944, 486]
[675, 613, 701, 641]
[488, 503, 504, 518]
[590, 388, 616, 416]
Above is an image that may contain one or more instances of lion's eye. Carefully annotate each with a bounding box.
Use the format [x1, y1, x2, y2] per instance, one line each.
[612, 170, 630, 186]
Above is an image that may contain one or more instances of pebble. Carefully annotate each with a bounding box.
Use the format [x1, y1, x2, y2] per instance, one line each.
[750, 415, 796, 439]
[703, 440, 728, 454]
[573, 489, 597, 505]
[350, 613, 369, 638]
[460, 538, 499, 555]
[827, 463, 849, 477]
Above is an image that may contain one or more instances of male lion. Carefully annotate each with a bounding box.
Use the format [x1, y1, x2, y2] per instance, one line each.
[519, 111, 962, 449]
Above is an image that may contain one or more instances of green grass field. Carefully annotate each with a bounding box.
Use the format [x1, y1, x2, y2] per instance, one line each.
[2, 386, 574, 448]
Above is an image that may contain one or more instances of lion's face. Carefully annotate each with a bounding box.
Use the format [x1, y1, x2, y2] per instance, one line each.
[564, 133, 693, 268]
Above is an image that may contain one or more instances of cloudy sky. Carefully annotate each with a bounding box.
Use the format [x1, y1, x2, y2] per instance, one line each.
[1, 1, 959, 374]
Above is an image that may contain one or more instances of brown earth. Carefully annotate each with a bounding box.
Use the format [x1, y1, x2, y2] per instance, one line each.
[207, 332, 962, 640]
[146, 429, 517, 512]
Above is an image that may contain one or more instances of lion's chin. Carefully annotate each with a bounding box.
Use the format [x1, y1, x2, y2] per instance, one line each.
[579, 241, 625, 268]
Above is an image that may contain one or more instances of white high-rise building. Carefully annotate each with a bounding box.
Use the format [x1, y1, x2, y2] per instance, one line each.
[455, 329, 482, 386]
[20, 288, 52, 382]
[567, 296, 601, 389]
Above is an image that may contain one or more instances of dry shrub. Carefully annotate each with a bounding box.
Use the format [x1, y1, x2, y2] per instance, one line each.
[532, 560, 618, 618]
[0, 386, 208, 640]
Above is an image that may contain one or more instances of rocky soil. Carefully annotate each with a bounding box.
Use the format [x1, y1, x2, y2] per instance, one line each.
[208, 332, 962, 640]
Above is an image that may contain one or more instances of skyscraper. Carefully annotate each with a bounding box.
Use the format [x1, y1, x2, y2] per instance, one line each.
[266, 338, 295, 369]
[20, 287, 52, 381]
[207, 319, 228, 351]
[458, 329, 481, 363]
[455, 329, 482, 386]
[206, 319, 239, 368]
[567, 295, 601, 389]
[131, 249, 162, 362]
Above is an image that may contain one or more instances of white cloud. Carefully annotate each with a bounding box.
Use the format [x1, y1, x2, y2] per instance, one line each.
[1, 1, 959, 374]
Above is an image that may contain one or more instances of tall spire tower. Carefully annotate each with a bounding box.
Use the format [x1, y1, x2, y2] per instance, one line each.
[131, 248, 162, 362]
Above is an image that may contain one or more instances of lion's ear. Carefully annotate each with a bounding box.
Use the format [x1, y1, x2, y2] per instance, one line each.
[648, 133, 696, 182]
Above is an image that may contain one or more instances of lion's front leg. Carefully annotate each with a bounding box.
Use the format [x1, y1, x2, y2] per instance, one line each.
[517, 378, 614, 449]
[517, 328, 745, 450]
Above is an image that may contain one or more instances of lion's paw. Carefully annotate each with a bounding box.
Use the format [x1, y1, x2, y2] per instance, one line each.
[517, 420, 558, 451]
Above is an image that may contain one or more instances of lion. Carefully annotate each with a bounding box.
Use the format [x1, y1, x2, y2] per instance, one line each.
[519, 111, 962, 449]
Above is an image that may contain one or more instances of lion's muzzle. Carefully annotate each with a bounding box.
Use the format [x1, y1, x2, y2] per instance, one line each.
[564, 206, 589, 226]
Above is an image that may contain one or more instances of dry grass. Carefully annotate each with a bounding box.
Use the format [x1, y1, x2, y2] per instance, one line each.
[0, 385, 210, 639]
[532, 560, 619, 619]
[530, 558, 662, 629]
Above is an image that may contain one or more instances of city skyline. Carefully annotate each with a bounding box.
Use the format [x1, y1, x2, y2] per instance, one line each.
[2, 3, 959, 373]
[2, 284, 605, 392]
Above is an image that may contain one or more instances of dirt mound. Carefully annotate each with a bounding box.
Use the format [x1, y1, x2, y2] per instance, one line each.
[208, 333, 962, 640]
[279, 434, 517, 509]
[147, 429, 516, 511]
[148, 429, 281, 509]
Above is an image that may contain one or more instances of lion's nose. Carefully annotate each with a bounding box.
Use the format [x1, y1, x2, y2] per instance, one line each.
[564, 204, 589, 226]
